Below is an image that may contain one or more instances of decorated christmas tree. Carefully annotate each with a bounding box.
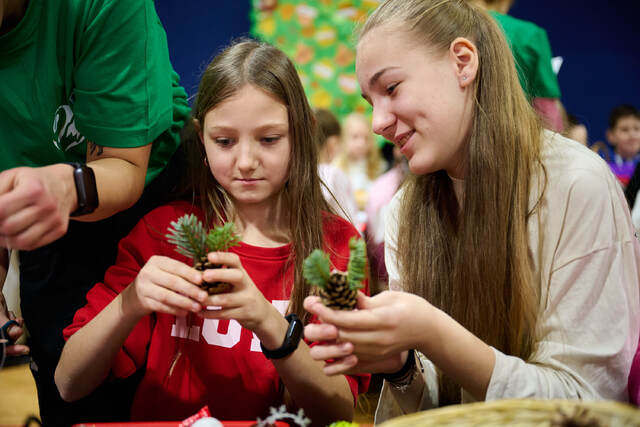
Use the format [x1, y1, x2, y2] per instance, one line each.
[303, 237, 366, 310]
[166, 214, 240, 295]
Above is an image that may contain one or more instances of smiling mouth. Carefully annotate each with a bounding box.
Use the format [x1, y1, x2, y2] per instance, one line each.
[394, 130, 414, 148]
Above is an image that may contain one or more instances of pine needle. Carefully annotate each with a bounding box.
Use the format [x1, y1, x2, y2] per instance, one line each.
[347, 237, 366, 290]
[302, 249, 331, 289]
[165, 214, 207, 261]
[206, 222, 240, 252]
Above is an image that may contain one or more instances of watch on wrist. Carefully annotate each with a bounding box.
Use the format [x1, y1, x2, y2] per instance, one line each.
[260, 313, 303, 360]
[66, 162, 99, 217]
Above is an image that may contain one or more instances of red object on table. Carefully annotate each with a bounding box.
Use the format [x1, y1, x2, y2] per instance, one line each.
[72, 422, 288, 427]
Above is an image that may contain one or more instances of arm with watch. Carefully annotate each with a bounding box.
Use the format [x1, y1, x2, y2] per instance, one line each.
[57, 249, 356, 424]
[0, 142, 151, 251]
[201, 251, 356, 426]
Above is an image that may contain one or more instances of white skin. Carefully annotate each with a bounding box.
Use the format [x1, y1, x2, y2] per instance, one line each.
[303, 26, 496, 401]
[0, 0, 150, 354]
[55, 84, 353, 425]
[607, 116, 640, 160]
[343, 116, 373, 161]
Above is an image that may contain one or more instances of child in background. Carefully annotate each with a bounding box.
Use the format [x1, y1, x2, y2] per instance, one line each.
[565, 113, 588, 145]
[365, 145, 407, 247]
[54, 40, 368, 424]
[335, 113, 385, 227]
[364, 144, 408, 293]
[315, 108, 358, 223]
[606, 104, 640, 187]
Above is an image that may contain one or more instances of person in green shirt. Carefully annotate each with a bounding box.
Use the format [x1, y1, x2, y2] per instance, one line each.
[470, 0, 563, 132]
[0, 0, 190, 424]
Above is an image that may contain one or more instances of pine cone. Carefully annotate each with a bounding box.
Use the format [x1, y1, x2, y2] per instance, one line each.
[319, 271, 358, 310]
[194, 256, 233, 295]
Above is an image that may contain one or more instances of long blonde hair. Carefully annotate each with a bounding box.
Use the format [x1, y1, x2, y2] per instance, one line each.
[360, 0, 545, 404]
[336, 112, 383, 180]
[187, 40, 330, 322]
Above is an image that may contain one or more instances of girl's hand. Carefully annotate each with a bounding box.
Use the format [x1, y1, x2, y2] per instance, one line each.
[198, 252, 282, 335]
[124, 255, 208, 318]
[303, 291, 432, 376]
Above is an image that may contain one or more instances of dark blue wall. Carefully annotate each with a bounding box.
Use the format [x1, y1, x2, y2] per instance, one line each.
[510, 0, 640, 144]
[155, 2, 252, 98]
[156, 1, 640, 144]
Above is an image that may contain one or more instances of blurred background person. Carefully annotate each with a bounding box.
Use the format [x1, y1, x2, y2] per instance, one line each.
[605, 104, 640, 188]
[565, 113, 589, 145]
[315, 108, 358, 223]
[334, 113, 385, 230]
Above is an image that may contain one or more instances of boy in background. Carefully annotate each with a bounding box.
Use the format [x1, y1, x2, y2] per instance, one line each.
[607, 105, 640, 187]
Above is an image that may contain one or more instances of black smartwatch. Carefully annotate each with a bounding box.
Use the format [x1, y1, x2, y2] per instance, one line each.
[67, 162, 99, 217]
[261, 313, 303, 360]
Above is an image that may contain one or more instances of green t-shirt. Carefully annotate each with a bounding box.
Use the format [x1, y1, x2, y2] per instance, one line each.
[0, 0, 190, 185]
[490, 11, 561, 100]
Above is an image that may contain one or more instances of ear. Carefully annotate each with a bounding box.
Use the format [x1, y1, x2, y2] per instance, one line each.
[193, 118, 204, 144]
[449, 37, 478, 88]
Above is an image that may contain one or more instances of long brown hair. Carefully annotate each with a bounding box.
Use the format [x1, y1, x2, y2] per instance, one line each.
[187, 39, 330, 322]
[360, 0, 545, 403]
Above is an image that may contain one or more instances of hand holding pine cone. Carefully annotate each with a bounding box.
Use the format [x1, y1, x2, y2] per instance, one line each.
[166, 214, 240, 295]
[303, 237, 366, 310]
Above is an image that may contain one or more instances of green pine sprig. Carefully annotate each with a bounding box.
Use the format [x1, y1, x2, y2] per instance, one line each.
[347, 237, 366, 290]
[165, 214, 208, 261]
[302, 249, 331, 289]
[206, 222, 240, 252]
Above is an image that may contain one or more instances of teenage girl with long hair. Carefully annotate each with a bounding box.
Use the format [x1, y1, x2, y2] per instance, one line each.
[304, 0, 640, 420]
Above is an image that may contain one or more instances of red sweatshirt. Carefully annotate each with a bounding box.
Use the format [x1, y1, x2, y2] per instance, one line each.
[63, 200, 369, 421]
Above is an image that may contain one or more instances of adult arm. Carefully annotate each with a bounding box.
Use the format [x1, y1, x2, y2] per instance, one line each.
[532, 98, 563, 133]
[0, 0, 181, 250]
[0, 143, 150, 250]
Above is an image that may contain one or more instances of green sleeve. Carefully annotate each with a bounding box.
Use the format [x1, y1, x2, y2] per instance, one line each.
[72, 0, 175, 149]
[528, 27, 561, 99]
[145, 70, 190, 185]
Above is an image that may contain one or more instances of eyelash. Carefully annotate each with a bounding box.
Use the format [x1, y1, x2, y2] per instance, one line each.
[214, 137, 233, 146]
[262, 136, 281, 144]
[386, 83, 399, 95]
[213, 136, 282, 146]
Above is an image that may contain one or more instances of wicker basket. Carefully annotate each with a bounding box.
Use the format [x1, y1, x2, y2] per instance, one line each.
[378, 399, 640, 426]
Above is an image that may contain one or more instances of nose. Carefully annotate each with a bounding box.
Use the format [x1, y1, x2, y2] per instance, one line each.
[237, 139, 258, 172]
[371, 102, 394, 138]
